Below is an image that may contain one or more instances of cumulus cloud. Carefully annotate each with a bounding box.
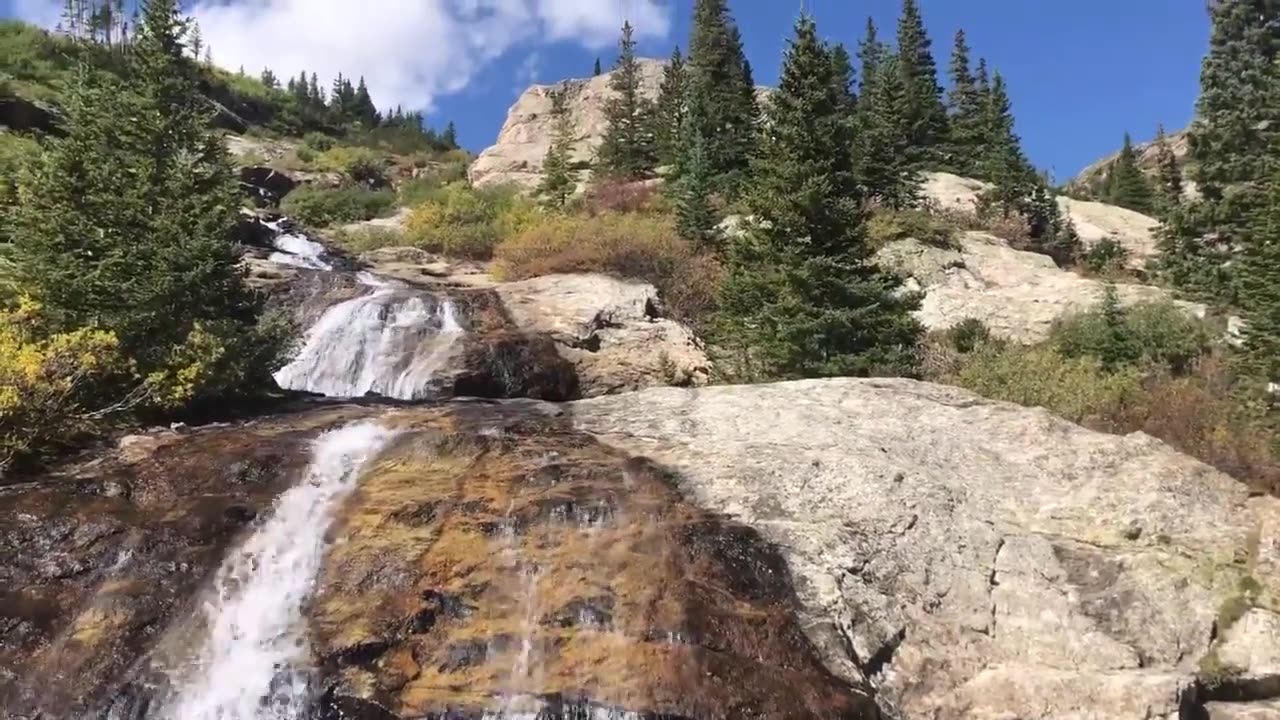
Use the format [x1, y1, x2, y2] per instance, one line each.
[13, 0, 670, 112]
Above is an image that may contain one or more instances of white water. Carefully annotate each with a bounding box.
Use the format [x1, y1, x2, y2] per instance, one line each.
[159, 421, 397, 720]
[267, 232, 331, 271]
[273, 274, 465, 400]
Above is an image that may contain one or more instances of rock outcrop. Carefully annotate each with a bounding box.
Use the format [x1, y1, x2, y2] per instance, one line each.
[875, 231, 1204, 342]
[1067, 128, 1194, 199]
[569, 378, 1280, 720]
[921, 171, 1162, 271]
[468, 59, 667, 190]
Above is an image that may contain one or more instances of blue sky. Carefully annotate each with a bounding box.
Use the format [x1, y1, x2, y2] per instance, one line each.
[6, 0, 1209, 178]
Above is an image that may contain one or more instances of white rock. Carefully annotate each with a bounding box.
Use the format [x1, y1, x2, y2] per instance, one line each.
[568, 378, 1280, 719]
[875, 231, 1204, 342]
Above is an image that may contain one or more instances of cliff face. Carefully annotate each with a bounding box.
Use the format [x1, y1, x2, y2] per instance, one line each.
[467, 59, 667, 191]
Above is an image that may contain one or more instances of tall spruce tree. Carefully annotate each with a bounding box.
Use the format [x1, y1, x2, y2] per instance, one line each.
[717, 15, 922, 379]
[593, 57, 602, 76]
[1160, 0, 1280, 302]
[895, 0, 949, 166]
[1105, 132, 1156, 214]
[682, 0, 758, 196]
[352, 76, 379, 126]
[944, 29, 984, 176]
[1153, 124, 1184, 213]
[857, 17, 886, 91]
[538, 88, 576, 208]
[442, 121, 458, 149]
[1239, 163, 1280, 381]
[829, 43, 856, 115]
[596, 21, 658, 180]
[671, 80, 717, 248]
[260, 67, 278, 89]
[11, 0, 285, 409]
[655, 46, 687, 169]
[978, 71, 1034, 204]
[854, 52, 919, 209]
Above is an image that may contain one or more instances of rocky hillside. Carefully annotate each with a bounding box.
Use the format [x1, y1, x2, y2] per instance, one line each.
[1065, 127, 1194, 199]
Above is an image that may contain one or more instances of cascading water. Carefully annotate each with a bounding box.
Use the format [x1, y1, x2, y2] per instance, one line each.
[157, 421, 397, 720]
[273, 273, 466, 400]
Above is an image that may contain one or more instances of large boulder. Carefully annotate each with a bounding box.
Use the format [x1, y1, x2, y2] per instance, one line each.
[493, 273, 711, 395]
[0, 93, 60, 135]
[569, 378, 1280, 720]
[467, 60, 667, 190]
[875, 231, 1204, 342]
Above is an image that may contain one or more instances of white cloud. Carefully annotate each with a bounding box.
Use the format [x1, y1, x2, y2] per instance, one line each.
[12, 0, 671, 113]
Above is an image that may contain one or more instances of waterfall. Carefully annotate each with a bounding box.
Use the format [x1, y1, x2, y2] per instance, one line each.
[266, 225, 332, 271]
[274, 274, 466, 400]
[158, 421, 397, 720]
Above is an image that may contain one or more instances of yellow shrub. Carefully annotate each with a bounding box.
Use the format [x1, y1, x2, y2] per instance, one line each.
[493, 212, 723, 325]
[0, 301, 125, 469]
[404, 183, 541, 259]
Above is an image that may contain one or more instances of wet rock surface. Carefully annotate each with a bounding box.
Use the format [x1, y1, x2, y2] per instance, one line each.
[309, 405, 879, 719]
[0, 405, 374, 718]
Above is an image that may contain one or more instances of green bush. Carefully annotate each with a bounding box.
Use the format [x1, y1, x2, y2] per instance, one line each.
[867, 207, 958, 249]
[396, 163, 469, 208]
[946, 343, 1144, 425]
[947, 318, 993, 353]
[1082, 237, 1131, 276]
[403, 183, 539, 259]
[329, 226, 406, 253]
[302, 131, 336, 151]
[281, 185, 395, 227]
[1052, 296, 1210, 374]
[293, 146, 316, 165]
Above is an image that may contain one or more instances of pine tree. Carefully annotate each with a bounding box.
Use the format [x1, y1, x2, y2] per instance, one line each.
[945, 29, 984, 176]
[593, 57, 602, 76]
[202, 45, 212, 67]
[442, 121, 458, 149]
[671, 81, 717, 247]
[1159, 0, 1280, 303]
[11, 0, 285, 409]
[308, 72, 323, 108]
[718, 15, 922, 380]
[895, 0, 949, 166]
[654, 46, 687, 169]
[682, 0, 758, 197]
[1153, 124, 1184, 213]
[1239, 164, 1280, 381]
[978, 71, 1034, 206]
[857, 17, 886, 91]
[352, 76, 378, 126]
[1105, 132, 1156, 214]
[187, 18, 202, 60]
[595, 21, 658, 181]
[854, 52, 919, 209]
[538, 88, 576, 208]
[829, 42, 856, 116]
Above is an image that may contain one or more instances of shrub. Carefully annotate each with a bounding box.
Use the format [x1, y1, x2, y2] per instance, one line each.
[329, 226, 406, 253]
[316, 146, 387, 186]
[397, 163, 470, 208]
[927, 203, 1033, 247]
[293, 146, 316, 165]
[0, 299, 126, 470]
[493, 212, 723, 325]
[1052, 297, 1210, 374]
[945, 343, 1144, 425]
[574, 180, 666, 216]
[947, 318, 993, 353]
[403, 183, 538, 259]
[867, 206, 958, 249]
[1083, 237, 1131, 276]
[280, 185, 395, 227]
[302, 131, 336, 151]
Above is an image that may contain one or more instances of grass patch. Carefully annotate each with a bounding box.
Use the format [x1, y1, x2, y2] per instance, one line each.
[402, 183, 539, 260]
[867, 206, 959, 250]
[328, 226, 406, 253]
